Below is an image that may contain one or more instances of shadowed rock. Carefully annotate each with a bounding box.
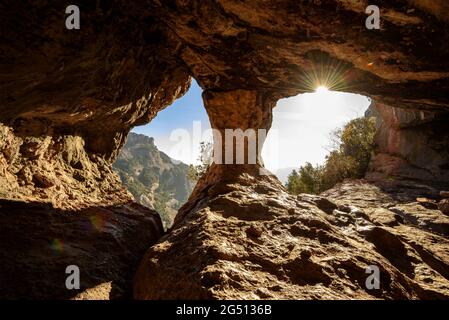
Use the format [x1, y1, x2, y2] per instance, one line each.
[0, 200, 163, 299]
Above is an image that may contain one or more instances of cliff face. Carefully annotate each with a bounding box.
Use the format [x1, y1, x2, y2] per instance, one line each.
[1, 1, 449, 299]
[367, 103, 449, 184]
[113, 132, 193, 228]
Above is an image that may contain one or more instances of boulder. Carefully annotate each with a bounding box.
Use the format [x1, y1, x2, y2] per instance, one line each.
[440, 191, 449, 199]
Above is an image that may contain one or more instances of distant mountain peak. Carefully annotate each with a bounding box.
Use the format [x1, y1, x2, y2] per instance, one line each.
[113, 133, 193, 229]
[127, 132, 155, 146]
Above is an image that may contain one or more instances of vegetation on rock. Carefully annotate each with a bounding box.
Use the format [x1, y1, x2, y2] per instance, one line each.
[286, 117, 376, 195]
[187, 141, 213, 182]
[113, 133, 193, 229]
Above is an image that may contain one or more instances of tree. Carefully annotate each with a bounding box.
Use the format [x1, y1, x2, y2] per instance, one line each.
[285, 117, 376, 195]
[187, 141, 213, 182]
[339, 117, 376, 177]
[297, 163, 324, 194]
[286, 163, 324, 195]
[321, 151, 357, 190]
[286, 170, 300, 194]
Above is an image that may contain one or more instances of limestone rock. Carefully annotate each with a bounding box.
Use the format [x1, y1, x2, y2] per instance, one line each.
[416, 198, 439, 210]
[1, 0, 449, 300]
[134, 167, 449, 299]
[0, 123, 132, 210]
[366, 103, 449, 182]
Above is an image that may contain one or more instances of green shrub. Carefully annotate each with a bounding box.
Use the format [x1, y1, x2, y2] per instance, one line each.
[286, 117, 376, 195]
[286, 163, 324, 194]
[187, 141, 213, 182]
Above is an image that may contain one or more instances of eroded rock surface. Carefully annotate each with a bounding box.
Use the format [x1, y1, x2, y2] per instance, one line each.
[134, 167, 449, 299]
[150, 0, 449, 108]
[0, 1, 189, 299]
[2, 0, 449, 300]
[0, 123, 132, 210]
[367, 103, 449, 183]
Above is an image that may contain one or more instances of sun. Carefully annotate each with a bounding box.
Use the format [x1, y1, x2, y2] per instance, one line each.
[315, 85, 330, 94]
[309, 85, 334, 110]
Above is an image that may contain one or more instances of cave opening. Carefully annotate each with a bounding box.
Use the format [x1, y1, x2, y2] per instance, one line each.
[262, 89, 372, 185]
[113, 79, 211, 229]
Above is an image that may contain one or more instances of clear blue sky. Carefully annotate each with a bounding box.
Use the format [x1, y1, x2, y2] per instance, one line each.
[132, 79, 212, 164]
[133, 79, 209, 140]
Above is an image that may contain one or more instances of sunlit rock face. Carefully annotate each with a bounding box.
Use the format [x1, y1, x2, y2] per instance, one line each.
[1, 0, 449, 299]
[135, 170, 449, 299]
[0, 123, 132, 209]
[203, 89, 275, 165]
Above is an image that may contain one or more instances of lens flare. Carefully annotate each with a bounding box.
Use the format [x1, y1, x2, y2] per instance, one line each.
[89, 214, 106, 231]
[50, 238, 64, 255]
[297, 51, 356, 92]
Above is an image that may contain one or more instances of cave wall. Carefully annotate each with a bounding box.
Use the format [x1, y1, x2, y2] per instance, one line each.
[0, 1, 191, 207]
[2, 0, 449, 198]
[151, 0, 449, 106]
[367, 103, 449, 185]
[1, 0, 449, 299]
[0, 1, 189, 299]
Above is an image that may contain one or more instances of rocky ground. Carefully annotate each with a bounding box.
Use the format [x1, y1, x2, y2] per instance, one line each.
[134, 165, 449, 299]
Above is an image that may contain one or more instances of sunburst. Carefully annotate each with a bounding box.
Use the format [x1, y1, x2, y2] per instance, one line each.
[298, 51, 356, 93]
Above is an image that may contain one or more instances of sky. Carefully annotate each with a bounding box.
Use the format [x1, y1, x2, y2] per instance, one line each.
[262, 87, 371, 176]
[132, 80, 371, 175]
[132, 80, 211, 165]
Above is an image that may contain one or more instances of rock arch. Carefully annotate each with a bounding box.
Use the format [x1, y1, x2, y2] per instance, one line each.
[1, 1, 449, 299]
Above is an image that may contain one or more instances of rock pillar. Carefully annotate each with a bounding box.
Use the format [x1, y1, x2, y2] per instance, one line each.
[203, 90, 275, 166]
